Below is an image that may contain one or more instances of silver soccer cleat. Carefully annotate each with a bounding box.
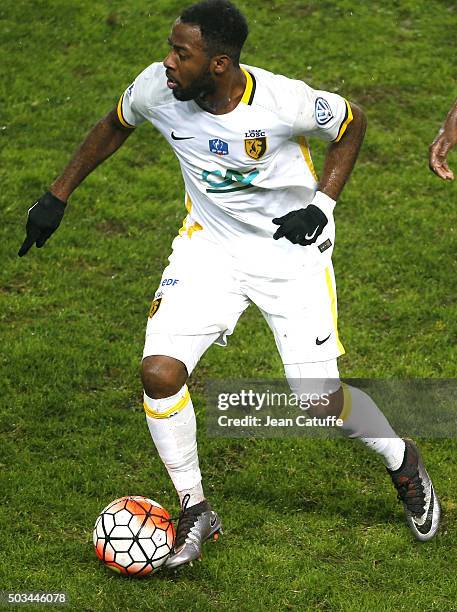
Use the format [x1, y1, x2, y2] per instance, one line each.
[165, 495, 222, 569]
[388, 439, 441, 541]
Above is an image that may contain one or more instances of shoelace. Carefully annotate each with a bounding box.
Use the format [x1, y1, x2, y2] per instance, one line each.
[147, 495, 207, 551]
[395, 474, 426, 516]
[171, 494, 202, 549]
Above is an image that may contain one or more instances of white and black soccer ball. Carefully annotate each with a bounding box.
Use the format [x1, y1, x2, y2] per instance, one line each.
[93, 496, 175, 577]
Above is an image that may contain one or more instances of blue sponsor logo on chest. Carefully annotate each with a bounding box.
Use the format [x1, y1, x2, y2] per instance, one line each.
[209, 138, 229, 156]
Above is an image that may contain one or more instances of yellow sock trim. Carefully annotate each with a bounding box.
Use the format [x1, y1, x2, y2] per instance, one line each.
[144, 387, 190, 419]
[340, 382, 352, 422]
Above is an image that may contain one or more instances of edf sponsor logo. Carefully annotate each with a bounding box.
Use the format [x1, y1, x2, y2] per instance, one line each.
[161, 278, 179, 287]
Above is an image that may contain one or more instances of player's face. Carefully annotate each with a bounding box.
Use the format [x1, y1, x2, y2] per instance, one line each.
[163, 21, 216, 101]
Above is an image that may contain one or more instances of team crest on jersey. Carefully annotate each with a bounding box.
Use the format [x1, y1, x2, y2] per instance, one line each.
[148, 297, 162, 318]
[244, 138, 267, 160]
[209, 138, 229, 156]
[315, 97, 333, 125]
[244, 129, 267, 160]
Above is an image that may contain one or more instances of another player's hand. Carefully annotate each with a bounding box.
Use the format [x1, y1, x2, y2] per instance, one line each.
[18, 191, 67, 257]
[272, 204, 328, 245]
[429, 139, 454, 180]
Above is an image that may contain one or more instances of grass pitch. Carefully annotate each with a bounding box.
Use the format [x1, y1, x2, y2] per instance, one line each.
[1, 0, 457, 610]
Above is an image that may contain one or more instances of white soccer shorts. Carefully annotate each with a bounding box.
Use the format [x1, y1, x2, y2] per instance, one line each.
[143, 233, 345, 377]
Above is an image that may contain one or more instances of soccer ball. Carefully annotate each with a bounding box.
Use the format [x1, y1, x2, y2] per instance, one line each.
[93, 496, 175, 577]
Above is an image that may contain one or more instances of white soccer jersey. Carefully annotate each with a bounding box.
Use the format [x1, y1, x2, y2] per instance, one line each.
[118, 62, 352, 277]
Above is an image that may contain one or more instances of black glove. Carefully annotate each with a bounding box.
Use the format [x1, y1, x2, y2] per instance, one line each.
[18, 191, 66, 257]
[272, 204, 328, 246]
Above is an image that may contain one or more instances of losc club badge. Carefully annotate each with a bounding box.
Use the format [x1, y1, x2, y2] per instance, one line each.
[148, 297, 162, 318]
[244, 129, 267, 160]
[244, 137, 267, 160]
[244, 129, 268, 160]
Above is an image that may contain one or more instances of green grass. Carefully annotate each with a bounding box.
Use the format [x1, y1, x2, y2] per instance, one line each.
[1, 0, 457, 610]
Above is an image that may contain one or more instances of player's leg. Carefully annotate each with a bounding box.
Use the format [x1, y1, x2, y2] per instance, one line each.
[284, 362, 440, 541]
[284, 360, 406, 470]
[256, 264, 440, 540]
[142, 349, 206, 509]
[141, 337, 223, 568]
[141, 234, 249, 567]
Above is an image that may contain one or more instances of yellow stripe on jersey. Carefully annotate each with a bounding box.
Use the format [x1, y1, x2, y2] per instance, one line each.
[325, 267, 345, 355]
[188, 220, 203, 237]
[240, 68, 256, 105]
[178, 219, 187, 236]
[178, 194, 203, 238]
[334, 99, 353, 143]
[298, 136, 318, 181]
[144, 387, 190, 419]
[117, 94, 135, 129]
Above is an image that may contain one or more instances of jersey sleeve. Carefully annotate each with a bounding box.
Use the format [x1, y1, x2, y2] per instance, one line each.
[291, 79, 353, 142]
[116, 63, 165, 128]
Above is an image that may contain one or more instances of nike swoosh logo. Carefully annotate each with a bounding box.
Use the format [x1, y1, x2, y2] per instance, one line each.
[316, 334, 331, 345]
[171, 131, 195, 141]
[415, 485, 435, 535]
[305, 227, 319, 241]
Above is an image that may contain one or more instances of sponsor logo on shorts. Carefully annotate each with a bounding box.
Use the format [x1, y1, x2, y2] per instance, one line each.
[209, 138, 229, 156]
[316, 333, 331, 345]
[148, 297, 162, 318]
[315, 97, 333, 125]
[161, 278, 179, 287]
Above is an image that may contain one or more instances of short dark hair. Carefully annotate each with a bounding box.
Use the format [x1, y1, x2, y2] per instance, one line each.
[180, 0, 248, 66]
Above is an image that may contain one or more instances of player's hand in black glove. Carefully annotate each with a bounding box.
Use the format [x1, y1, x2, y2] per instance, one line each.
[18, 191, 67, 257]
[272, 204, 328, 245]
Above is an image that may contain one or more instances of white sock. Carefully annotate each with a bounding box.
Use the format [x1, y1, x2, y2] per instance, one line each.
[144, 385, 205, 507]
[341, 384, 406, 470]
[177, 483, 205, 508]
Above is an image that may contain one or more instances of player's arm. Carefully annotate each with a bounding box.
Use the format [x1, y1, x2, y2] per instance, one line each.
[51, 108, 134, 201]
[429, 98, 457, 181]
[273, 100, 366, 246]
[18, 108, 134, 257]
[317, 102, 367, 200]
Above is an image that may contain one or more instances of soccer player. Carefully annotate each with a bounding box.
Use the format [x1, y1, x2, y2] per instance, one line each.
[429, 98, 457, 180]
[18, 0, 440, 567]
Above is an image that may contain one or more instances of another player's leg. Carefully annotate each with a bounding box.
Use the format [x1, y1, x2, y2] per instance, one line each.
[141, 350, 222, 569]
